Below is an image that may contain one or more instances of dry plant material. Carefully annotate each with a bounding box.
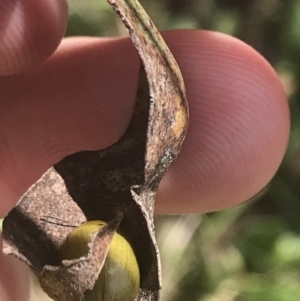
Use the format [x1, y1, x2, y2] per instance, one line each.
[2, 1, 189, 300]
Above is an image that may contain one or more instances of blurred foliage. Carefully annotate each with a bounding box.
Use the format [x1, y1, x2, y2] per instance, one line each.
[5, 0, 300, 300]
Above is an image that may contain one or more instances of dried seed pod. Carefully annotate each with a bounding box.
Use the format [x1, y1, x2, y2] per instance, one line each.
[2, 1, 189, 300]
[59, 220, 140, 301]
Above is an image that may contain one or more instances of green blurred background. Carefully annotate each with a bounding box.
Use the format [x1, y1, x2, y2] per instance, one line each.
[5, 0, 300, 300]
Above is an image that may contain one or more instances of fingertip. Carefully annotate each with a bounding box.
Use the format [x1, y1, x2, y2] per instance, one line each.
[156, 30, 290, 213]
[0, 0, 68, 76]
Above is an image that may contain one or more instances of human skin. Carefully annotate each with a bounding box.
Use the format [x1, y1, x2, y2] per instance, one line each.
[0, 0, 290, 300]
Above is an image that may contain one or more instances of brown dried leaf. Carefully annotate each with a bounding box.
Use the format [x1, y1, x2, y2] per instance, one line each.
[2, 1, 188, 301]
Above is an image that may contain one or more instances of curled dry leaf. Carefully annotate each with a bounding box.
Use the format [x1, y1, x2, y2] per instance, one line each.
[2, 0, 189, 301]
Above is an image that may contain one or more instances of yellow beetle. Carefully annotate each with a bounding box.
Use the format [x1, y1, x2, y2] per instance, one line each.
[59, 220, 140, 301]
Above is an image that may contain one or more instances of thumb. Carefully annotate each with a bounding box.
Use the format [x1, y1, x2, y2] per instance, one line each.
[0, 0, 68, 76]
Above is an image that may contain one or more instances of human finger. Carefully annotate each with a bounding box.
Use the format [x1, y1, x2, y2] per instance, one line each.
[0, 232, 30, 301]
[0, 30, 290, 215]
[0, 0, 68, 76]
